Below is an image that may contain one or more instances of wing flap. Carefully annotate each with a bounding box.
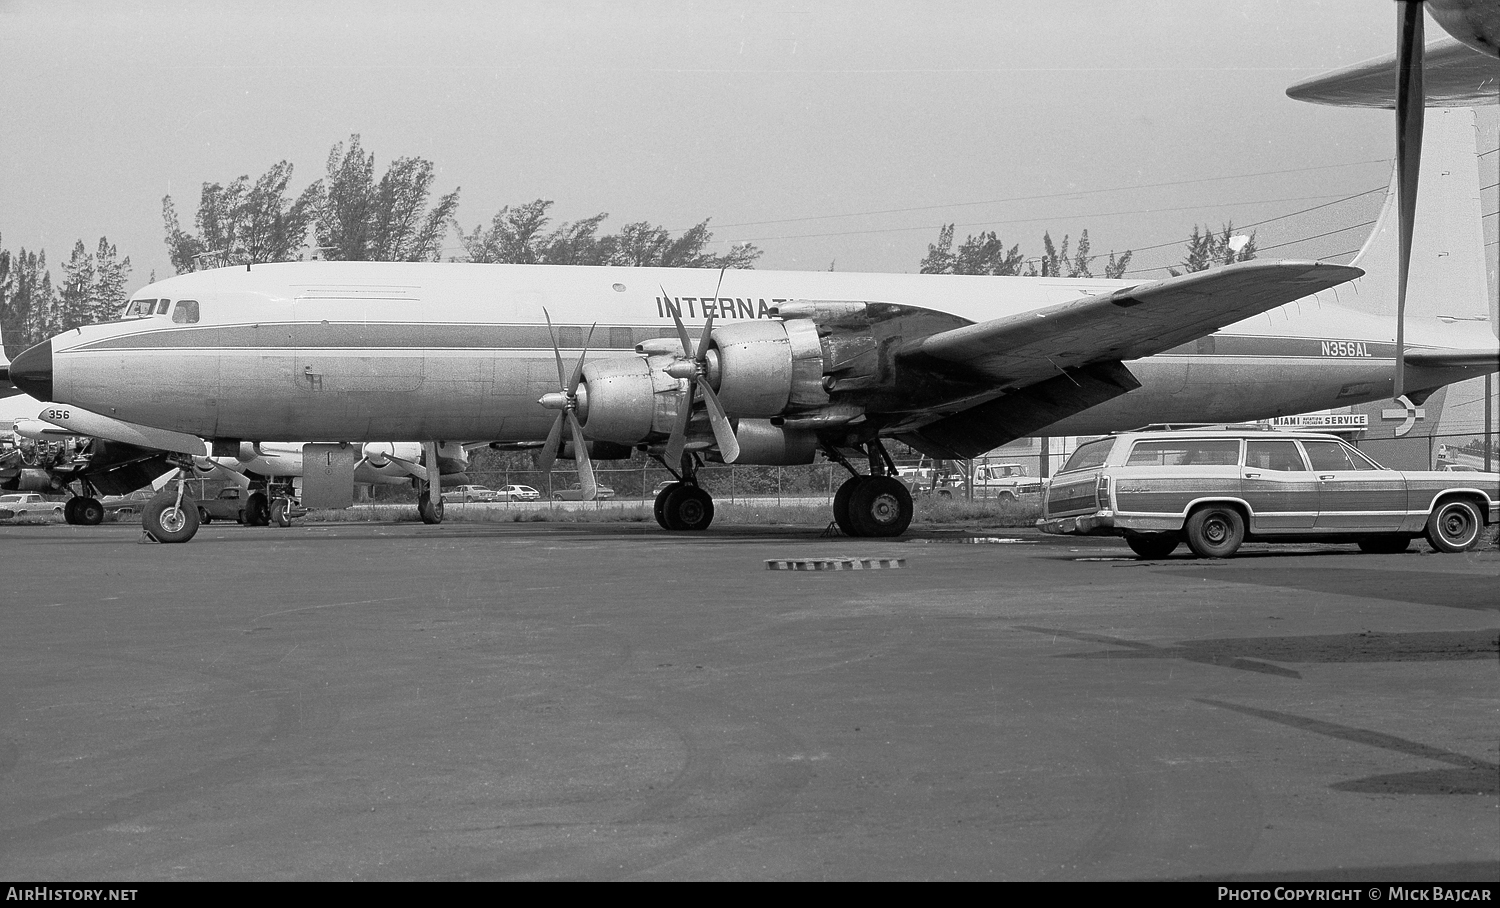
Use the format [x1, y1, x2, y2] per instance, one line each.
[898, 260, 1362, 387]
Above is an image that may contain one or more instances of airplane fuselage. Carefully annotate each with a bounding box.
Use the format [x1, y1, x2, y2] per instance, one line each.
[29, 261, 1486, 446]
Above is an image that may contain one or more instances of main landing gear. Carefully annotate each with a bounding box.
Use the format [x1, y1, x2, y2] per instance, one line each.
[828, 441, 913, 538]
[63, 490, 105, 526]
[649, 441, 914, 537]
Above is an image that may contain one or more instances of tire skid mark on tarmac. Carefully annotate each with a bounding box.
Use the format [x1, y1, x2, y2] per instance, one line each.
[1015, 625, 1302, 678]
[0, 684, 339, 868]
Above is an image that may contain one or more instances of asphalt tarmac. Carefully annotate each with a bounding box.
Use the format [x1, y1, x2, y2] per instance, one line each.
[0, 519, 1495, 881]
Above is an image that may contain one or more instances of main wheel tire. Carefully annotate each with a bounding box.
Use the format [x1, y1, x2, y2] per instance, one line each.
[832, 475, 866, 535]
[847, 476, 914, 538]
[64, 498, 82, 525]
[661, 484, 714, 531]
[653, 482, 682, 529]
[246, 492, 270, 526]
[76, 497, 104, 526]
[418, 489, 444, 524]
[270, 498, 291, 527]
[143, 492, 201, 544]
[1126, 533, 1180, 559]
[1184, 505, 1245, 558]
[1425, 498, 1483, 553]
[1357, 536, 1411, 554]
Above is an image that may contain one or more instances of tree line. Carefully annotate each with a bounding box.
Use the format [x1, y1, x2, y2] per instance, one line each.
[3, 131, 1257, 358]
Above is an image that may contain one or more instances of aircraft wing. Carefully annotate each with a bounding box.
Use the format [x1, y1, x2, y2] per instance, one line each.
[1286, 37, 1500, 107]
[899, 261, 1363, 385]
[890, 260, 1363, 459]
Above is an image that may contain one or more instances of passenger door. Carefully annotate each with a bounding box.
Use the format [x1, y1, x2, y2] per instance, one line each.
[1301, 439, 1407, 531]
[1241, 439, 1319, 531]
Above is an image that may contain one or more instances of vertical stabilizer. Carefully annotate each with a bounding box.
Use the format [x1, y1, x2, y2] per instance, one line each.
[1346, 107, 1491, 323]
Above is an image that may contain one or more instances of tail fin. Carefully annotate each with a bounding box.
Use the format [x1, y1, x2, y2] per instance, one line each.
[1345, 107, 1491, 325]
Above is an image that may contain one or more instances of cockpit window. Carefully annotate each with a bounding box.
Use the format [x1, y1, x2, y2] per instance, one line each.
[123, 298, 158, 318]
[155, 300, 170, 315]
[172, 300, 200, 324]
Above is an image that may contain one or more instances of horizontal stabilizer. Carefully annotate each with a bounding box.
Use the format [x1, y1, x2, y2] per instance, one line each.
[1287, 37, 1500, 108]
[900, 261, 1362, 387]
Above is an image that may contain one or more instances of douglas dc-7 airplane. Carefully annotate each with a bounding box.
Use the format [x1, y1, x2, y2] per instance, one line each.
[8, 110, 1498, 543]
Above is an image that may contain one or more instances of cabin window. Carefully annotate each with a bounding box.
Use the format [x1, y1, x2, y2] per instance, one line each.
[172, 300, 200, 324]
[609, 327, 633, 349]
[559, 326, 583, 348]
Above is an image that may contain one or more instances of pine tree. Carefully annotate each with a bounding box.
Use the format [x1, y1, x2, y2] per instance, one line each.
[315, 135, 460, 262]
[162, 161, 322, 272]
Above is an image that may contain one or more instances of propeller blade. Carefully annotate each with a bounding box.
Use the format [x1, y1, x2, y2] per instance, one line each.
[567, 323, 597, 394]
[664, 285, 696, 355]
[537, 412, 565, 477]
[566, 411, 598, 500]
[543, 308, 568, 388]
[664, 376, 694, 468]
[1393, 0, 1425, 399]
[699, 383, 741, 464]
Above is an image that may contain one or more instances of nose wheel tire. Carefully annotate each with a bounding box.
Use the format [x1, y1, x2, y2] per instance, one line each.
[418, 488, 445, 525]
[1425, 499, 1483, 553]
[1184, 505, 1244, 558]
[270, 498, 291, 527]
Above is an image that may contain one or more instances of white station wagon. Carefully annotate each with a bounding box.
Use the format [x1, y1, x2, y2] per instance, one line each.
[1038, 428, 1499, 558]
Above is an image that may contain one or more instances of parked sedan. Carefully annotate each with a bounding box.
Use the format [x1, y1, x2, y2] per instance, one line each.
[0, 493, 65, 520]
[100, 489, 156, 516]
[497, 485, 540, 501]
[440, 485, 501, 503]
[552, 483, 616, 501]
[1039, 428, 1499, 558]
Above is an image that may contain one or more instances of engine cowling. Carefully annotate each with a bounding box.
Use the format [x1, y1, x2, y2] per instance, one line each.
[576, 353, 682, 444]
[706, 318, 826, 417]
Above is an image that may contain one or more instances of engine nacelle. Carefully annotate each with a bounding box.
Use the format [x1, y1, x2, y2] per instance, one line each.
[577, 354, 681, 444]
[731, 420, 819, 466]
[707, 318, 826, 417]
[2, 468, 61, 492]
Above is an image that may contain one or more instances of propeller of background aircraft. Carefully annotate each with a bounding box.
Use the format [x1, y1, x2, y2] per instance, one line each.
[536, 310, 599, 500]
[661, 272, 740, 467]
[1391, 0, 1500, 398]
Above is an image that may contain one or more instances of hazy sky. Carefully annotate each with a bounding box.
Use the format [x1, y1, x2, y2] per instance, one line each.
[0, 0, 1492, 289]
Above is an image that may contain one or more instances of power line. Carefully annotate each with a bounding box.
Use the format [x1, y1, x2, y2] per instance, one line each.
[697, 157, 1393, 232]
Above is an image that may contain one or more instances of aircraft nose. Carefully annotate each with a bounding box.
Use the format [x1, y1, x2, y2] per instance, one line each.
[9, 340, 54, 402]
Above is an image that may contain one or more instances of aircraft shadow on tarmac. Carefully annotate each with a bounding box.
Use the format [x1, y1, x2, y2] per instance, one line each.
[1197, 698, 1499, 798]
[1014, 626, 1500, 680]
[1152, 563, 1500, 612]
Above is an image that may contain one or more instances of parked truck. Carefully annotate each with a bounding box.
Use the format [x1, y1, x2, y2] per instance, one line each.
[932, 460, 1044, 502]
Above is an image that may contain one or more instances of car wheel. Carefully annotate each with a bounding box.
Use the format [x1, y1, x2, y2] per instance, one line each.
[998, 490, 1017, 503]
[143, 492, 200, 544]
[1357, 536, 1411, 554]
[198, 508, 211, 524]
[1425, 498, 1483, 553]
[1184, 505, 1245, 558]
[1126, 533, 1180, 559]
